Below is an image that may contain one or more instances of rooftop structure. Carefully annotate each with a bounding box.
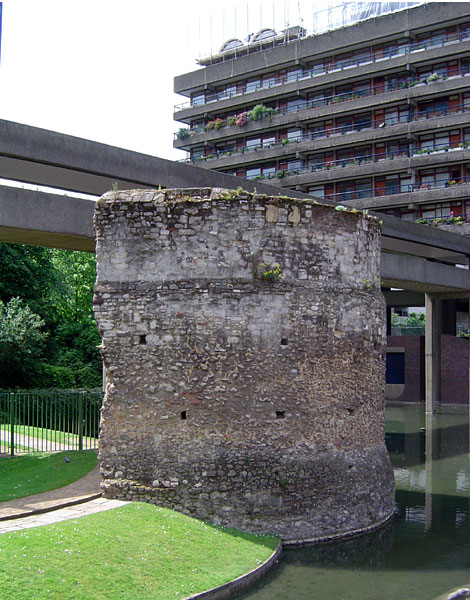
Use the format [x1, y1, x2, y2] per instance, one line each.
[173, 2, 470, 222]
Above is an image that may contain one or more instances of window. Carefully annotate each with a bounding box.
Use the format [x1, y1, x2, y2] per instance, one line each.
[308, 154, 327, 170]
[246, 163, 276, 179]
[286, 67, 303, 82]
[336, 116, 353, 133]
[262, 134, 276, 148]
[191, 147, 205, 160]
[418, 98, 449, 118]
[418, 132, 450, 151]
[337, 179, 372, 201]
[246, 136, 261, 149]
[385, 175, 411, 195]
[287, 128, 303, 141]
[385, 105, 410, 125]
[191, 91, 206, 107]
[308, 89, 333, 108]
[287, 159, 303, 173]
[262, 73, 276, 88]
[246, 77, 261, 93]
[246, 166, 261, 179]
[386, 140, 410, 158]
[287, 98, 305, 113]
[385, 72, 408, 92]
[308, 185, 325, 199]
[309, 122, 327, 139]
[421, 202, 452, 219]
[419, 168, 451, 188]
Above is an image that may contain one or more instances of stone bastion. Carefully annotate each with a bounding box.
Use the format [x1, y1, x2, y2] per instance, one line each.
[93, 187, 395, 541]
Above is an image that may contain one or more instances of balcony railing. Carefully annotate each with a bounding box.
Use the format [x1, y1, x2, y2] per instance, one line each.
[174, 68, 470, 144]
[174, 30, 470, 112]
[179, 107, 470, 165]
[314, 176, 470, 204]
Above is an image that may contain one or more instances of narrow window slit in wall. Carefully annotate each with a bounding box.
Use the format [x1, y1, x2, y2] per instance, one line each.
[281, 338, 288, 346]
[139, 335, 147, 345]
[181, 410, 187, 420]
[276, 410, 285, 419]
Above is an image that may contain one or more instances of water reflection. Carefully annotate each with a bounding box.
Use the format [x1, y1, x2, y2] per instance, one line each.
[234, 405, 470, 600]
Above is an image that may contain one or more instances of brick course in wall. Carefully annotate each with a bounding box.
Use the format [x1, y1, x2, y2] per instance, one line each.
[93, 187, 395, 541]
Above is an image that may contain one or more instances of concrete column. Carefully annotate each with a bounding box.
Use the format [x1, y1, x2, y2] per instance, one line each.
[425, 294, 442, 414]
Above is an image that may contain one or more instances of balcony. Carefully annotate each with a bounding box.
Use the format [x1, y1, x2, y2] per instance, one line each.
[340, 177, 470, 210]
[174, 69, 470, 147]
[174, 30, 470, 113]
[177, 104, 470, 166]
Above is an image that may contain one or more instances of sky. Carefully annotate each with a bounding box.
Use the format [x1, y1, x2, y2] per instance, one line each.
[0, 1, 442, 163]
[0, 0, 325, 162]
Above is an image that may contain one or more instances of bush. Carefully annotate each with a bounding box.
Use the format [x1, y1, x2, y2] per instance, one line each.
[75, 366, 102, 389]
[35, 364, 76, 389]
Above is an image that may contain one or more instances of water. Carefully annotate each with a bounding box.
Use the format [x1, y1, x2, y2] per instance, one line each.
[235, 404, 470, 600]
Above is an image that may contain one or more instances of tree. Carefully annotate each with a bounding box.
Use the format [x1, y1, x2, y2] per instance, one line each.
[0, 297, 47, 387]
[0, 243, 102, 389]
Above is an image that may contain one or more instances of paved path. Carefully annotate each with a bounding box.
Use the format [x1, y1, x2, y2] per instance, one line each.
[0, 463, 128, 534]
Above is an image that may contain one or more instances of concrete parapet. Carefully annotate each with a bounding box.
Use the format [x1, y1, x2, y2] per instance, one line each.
[93, 187, 395, 541]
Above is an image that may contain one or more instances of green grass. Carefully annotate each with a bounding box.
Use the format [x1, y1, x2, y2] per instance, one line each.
[0, 441, 29, 452]
[0, 502, 279, 600]
[0, 451, 97, 501]
[0, 424, 97, 445]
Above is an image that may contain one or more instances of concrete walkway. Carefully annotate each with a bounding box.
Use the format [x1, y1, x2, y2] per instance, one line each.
[0, 463, 128, 534]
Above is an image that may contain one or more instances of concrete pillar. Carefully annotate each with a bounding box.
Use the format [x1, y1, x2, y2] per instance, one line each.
[425, 294, 442, 414]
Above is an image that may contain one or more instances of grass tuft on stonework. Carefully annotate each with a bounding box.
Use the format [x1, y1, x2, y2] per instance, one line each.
[0, 502, 279, 600]
[0, 451, 97, 502]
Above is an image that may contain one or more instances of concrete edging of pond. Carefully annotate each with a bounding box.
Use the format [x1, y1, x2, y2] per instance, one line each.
[283, 509, 397, 547]
[184, 540, 282, 600]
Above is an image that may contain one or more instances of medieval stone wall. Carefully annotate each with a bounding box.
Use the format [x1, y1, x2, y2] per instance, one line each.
[93, 187, 395, 541]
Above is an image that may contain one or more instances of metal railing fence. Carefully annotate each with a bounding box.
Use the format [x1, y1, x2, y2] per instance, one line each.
[179, 102, 470, 163]
[0, 389, 102, 455]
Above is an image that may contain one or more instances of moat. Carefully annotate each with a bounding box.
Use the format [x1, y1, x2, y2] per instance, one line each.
[234, 403, 470, 600]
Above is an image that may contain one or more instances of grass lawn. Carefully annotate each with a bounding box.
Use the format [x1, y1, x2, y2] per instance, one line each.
[0, 441, 29, 452]
[0, 424, 97, 445]
[0, 451, 97, 502]
[0, 502, 279, 600]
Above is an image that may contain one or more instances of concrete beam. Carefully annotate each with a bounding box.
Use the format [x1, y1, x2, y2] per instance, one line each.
[381, 253, 470, 293]
[0, 119, 310, 200]
[380, 214, 470, 264]
[0, 185, 95, 251]
[382, 290, 425, 307]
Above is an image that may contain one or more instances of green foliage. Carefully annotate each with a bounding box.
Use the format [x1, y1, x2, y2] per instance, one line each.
[0, 297, 47, 354]
[0, 244, 101, 389]
[392, 312, 425, 326]
[248, 103, 276, 122]
[34, 364, 76, 389]
[0, 298, 48, 387]
[176, 127, 190, 140]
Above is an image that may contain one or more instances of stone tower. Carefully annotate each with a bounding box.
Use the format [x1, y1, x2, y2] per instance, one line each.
[93, 187, 394, 542]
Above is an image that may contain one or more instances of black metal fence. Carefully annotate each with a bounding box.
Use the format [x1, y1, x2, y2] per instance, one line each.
[0, 389, 102, 455]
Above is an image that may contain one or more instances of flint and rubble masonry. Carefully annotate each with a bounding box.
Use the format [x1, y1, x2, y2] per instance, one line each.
[93, 187, 395, 541]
